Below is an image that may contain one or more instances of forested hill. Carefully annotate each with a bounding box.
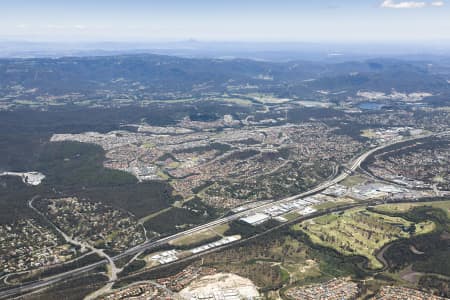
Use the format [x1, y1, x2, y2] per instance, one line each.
[0, 54, 448, 98]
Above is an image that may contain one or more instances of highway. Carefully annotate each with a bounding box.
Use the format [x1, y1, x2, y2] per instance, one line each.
[1, 131, 447, 300]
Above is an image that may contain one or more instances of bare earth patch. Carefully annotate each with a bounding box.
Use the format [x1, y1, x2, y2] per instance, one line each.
[179, 273, 259, 299]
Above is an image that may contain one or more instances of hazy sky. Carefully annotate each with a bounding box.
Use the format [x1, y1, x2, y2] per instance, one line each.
[1, 0, 449, 43]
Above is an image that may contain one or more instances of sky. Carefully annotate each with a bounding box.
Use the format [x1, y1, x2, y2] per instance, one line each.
[0, 0, 449, 43]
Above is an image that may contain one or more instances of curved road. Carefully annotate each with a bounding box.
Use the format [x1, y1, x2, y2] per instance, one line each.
[1, 131, 447, 300]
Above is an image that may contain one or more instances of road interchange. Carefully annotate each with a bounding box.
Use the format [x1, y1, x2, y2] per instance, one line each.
[1, 131, 447, 300]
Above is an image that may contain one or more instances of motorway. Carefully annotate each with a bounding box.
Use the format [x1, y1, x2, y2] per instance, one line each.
[1, 131, 447, 299]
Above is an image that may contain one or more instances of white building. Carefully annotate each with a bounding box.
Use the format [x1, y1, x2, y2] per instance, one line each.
[240, 213, 270, 225]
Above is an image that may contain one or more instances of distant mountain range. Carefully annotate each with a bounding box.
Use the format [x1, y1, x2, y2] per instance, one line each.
[0, 53, 449, 100]
[1, 40, 450, 61]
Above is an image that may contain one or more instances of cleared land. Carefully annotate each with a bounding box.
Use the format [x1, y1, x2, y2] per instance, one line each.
[312, 197, 355, 210]
[168, 224, 231, 247]
[169, 229, 219, 247]
[340, 175, 369, 187]
[270, 236, 322, 282]
[179, 273, 259, 300]
[282, 211, 301, 221]
[294, 208, 435, 269]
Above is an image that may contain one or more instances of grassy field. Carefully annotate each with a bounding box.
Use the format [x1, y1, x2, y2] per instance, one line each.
[296, 100, 332, 108]
[283, 211, 301, 221]
[169, 223, 230, 247]
[219, 98, 254, 106]
[360, 129, 378, 138]
[247, 93, 291, 104]
[212, 224, 230, 235]
[169, 229, 219, 247]
[340, 175, 369, 187]
[313, 197, 355, 210]
[293, 208, 435, 269]
[375, 200, 450, 217]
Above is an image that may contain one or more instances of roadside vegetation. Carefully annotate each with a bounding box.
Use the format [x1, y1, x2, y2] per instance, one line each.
[18, 273, 109, 300]
[375, 200, 450, 217]
[6, 253, 104, 285]
[375, 205, 450, 278]
[169, 225, 228, 248]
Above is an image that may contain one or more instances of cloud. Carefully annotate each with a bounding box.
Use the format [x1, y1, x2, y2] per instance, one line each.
[381, 0, 427, 8]
[74, 25, 87, 30]
[431, 1, 445, 6]
[44, 24, 65, 29]
[381, 0, 445, 8]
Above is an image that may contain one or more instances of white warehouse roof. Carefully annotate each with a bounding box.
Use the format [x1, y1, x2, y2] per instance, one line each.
[240, 213, 270, 225]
